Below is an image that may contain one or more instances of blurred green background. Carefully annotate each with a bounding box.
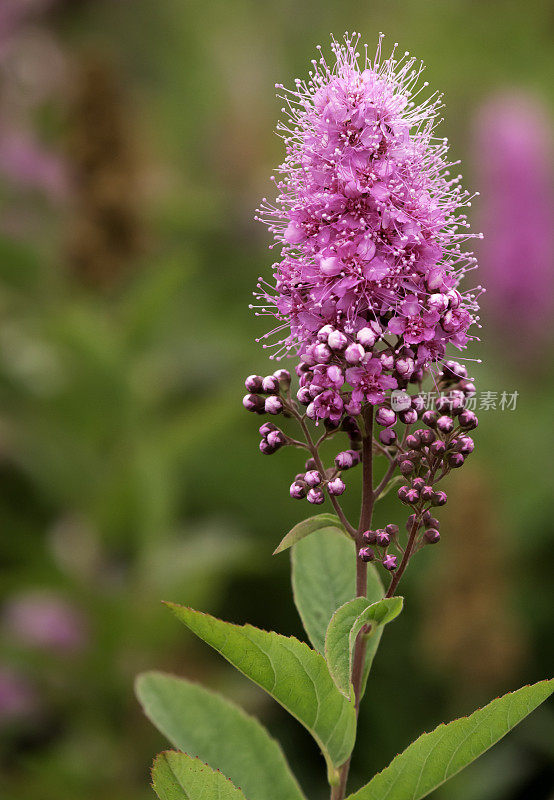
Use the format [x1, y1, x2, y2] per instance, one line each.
[0, 1, 553, 799]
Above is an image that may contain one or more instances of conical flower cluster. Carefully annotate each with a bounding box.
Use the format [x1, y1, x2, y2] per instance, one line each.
[253, 34, 482, 418]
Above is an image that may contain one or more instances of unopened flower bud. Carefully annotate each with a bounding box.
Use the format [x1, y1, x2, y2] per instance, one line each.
[357, 327, 378, 347]
[460, 380, 476, 396]
[308, 383, 324, 399]
[380, 352, 395, 371]
[458, 410, 478, 430]
[245, 374, 264, 392]
[379, 428, 397, 445]
[314, 343, 332, 363]
[399, 487, 419, 505]
[422, 410, 438, 428]
[399, 408, 418, 425]
[424, 528, 440, 544]
[259, 422, 277, 436]
[295, 361, 310, 376]
[419, 429, 436, 446]
[273, 368, 291, 387]
[431, 490, 448, 506]
[327, 477, 346, 496]
[267, 430, 286, 448]
[260, 439, 277, 455]
[447, 452, 465, 468]
[458, 436, 475, 454]
[262, 375, 280, 394]
[385, 523, 399, 537]
[304, 470, 322, 487]
[345, 343, 365, 364]
[335, 451, 354, 470]
[422, 511, 440, 528]
[376, 407, 397, 427]
[243, 393, 265, 412]
[265, 396, 283, 415]
[430, 440, 446, 457]
[443, 360, 468, 381]
[297, 387, 311, 405]
[362, 529, 378, 544]
[383, 554, 398, 571]
[307, 487, 325, 505]
[328, 330, 348, 350]
[405, 433, 421, 450]
[435, 396, 453, 413]
[396, 357, 415, 378]
[412, 477, 425, 490]
[376, 530, 390, 547]
[420, 485, 434, 501]
[359, 546, 375, 562]
[411, 395, 425, 414]
[290, 481, 307, 499]
[437, 415, 454, 433]
[305, 402, 316, 419]
[317, 324, 334, 342]
[399, 459, 414, 476]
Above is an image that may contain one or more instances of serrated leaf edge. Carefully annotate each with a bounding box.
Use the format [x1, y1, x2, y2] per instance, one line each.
[165, 603, 357, 772]
[152, 750, 247, 799]
[136, 669, 307, 800]
[346, 677, 554, 800]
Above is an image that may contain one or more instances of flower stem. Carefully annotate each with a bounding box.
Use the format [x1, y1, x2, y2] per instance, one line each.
[331, 406, 374, 800]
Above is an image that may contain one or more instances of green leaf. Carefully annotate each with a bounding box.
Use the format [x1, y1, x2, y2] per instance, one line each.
[167, 603, 357, 772]
[273, 513, 347, 555]
[325, 597, 404, 697]
[136, 671, 306, 800]
[346, 678, 554, 800]
[152, 751, 247, 800]
[291, 528, 383, 653]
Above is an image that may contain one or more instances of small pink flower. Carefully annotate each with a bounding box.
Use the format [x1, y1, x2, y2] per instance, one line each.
[346, 358, 397, 405]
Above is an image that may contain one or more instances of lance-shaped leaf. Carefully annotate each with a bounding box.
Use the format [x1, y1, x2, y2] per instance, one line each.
[346, 678, 554, 800]
[325, 597, 404, 697]
[291, 528, 383, 653]
[152, 751, 247, 800]
[136, 672, 306, 800]
[273, 513, 347, 555]
[168, 603, 357, 772]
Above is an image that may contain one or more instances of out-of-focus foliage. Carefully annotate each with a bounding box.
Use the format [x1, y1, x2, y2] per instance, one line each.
[0, 1, 553, 799]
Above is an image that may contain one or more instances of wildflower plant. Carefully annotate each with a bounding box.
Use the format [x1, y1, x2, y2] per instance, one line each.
[136, 34, 553, 800]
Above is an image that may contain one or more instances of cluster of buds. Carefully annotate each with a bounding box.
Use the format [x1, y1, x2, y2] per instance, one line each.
[243, 370, 291, 416]
[289, 456, 348, 505]
[243, 367, 367, 503]
[359, 524, 400, 571]
[354, 360, 478, 569]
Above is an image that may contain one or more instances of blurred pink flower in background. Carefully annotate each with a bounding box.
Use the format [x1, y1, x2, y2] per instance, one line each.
[0, 0, 58, 42]
[0, 130, 68, 198]
[0, 665, 38, 724]
[474, 92, 554, 360]
[2, 591, 88, 653]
